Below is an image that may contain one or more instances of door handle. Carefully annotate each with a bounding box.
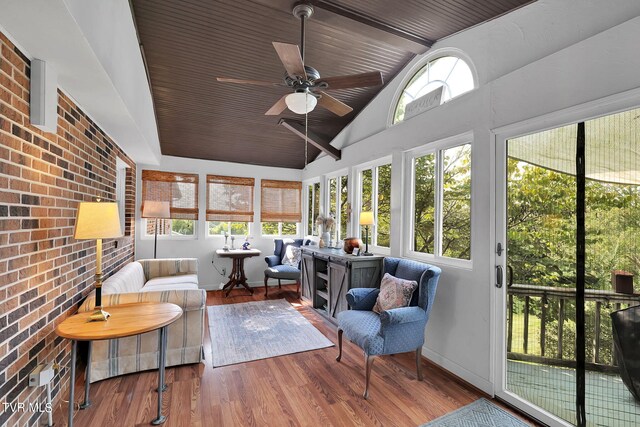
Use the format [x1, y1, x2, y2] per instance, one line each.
[496, 265, 503, 288]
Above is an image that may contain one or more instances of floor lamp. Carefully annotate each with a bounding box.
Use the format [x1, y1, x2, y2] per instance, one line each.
[359, 211, 375, 256]
[74, 201, 123, 321]
[142, 201, 171, 259]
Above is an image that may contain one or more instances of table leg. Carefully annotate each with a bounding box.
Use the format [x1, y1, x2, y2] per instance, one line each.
[237, 257, 254, 294]
[152, 326, 167, 425]
[68, 340, 77, 427]
[80, 341, 91, 409]
[156, 327, 167, 393]
[223, 259, 239, 297]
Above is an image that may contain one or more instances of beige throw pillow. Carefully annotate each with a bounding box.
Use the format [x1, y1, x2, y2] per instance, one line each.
[373, 273, 418, 314]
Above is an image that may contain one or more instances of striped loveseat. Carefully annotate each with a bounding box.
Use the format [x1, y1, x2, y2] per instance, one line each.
[79, 258, 206, 383]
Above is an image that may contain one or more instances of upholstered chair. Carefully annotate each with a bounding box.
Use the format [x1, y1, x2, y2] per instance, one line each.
[264, 238, 306, 297]
[336, 257, 441, 399]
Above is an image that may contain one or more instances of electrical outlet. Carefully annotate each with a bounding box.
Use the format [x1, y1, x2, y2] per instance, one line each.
[222, 268, 226, 276]
[29, 362, 55, 387]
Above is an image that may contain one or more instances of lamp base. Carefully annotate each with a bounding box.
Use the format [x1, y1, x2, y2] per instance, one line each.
[88, 308, 111, 322]
[362, 252, 374, 256]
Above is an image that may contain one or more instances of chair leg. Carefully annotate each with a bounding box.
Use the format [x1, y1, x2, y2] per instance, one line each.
[278, 279, 281, 289]
[296, 279, 300, 298]
[416, 347, 424, 381]
[264, 276, 269, 297]
[364, 354, 375, 399]
[336, 328, 343, 362]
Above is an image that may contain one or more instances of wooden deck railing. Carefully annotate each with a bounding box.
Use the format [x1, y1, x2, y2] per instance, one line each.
[507, 283, 640, 372]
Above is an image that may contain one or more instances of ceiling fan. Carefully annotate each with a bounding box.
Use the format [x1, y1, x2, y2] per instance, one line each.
[216, 3, 384, 117]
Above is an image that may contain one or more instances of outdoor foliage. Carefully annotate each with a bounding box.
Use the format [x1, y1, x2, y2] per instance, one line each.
[507, 157, 640, 365]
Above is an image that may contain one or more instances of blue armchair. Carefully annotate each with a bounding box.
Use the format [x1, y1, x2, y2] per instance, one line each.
[336, 257, 441, 399]
[263, 238, 307, 297]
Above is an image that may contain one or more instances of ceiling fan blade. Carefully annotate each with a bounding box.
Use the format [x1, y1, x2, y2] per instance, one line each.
[317, 91, 353, 117]
[316, 71, 384, 90]
[265, 95, 289, 116]
[272, 42, 306, 79]
[216, 77, 283, 87]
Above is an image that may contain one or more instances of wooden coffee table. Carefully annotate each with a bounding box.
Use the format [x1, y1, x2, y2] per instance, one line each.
[55, 302, 182, 426]
[216, 248, 261, 296]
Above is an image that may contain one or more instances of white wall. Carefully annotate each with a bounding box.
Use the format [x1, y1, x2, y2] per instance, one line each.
[135, 156, 303, 290]
[301, 0, 640, 394]
[0, 0, 161, 164]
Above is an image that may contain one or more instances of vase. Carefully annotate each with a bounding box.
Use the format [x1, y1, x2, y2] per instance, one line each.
[343, 237, 362, 254]
[321, 232, 331, 248]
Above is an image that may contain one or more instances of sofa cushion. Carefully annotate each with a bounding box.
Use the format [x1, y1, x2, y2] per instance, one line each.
[264, 265, 301, 280]
[102, 262, 146, 294]
[282, 245, 302, 267]
[142, 283, 200, 292]
[143, 274, 199, 288]
[372, 273, 418, 314]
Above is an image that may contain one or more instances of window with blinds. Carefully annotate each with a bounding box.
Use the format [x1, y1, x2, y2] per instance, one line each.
[141, 170, 199, 219]
[261, 179, 302, 222]
[206, 175, 255, 222]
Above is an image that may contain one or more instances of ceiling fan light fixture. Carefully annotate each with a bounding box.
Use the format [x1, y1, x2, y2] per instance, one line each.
[285, 91, 317, 114]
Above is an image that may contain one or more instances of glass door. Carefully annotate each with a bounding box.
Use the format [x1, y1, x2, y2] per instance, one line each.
[495, 108, 640, 426]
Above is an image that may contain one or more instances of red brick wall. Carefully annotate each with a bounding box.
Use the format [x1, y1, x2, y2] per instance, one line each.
[0, 32, 136, 426]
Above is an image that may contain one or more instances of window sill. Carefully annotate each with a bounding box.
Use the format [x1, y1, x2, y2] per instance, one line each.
[403, 250, 472, 270]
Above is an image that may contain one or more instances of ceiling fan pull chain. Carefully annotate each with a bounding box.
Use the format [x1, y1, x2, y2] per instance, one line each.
[304, 98, 309, 168]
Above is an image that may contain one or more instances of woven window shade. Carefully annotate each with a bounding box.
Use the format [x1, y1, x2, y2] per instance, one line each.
[141, 170, 199, 220]
[261, 179, 302, 222]
[206, 175, 255, 222]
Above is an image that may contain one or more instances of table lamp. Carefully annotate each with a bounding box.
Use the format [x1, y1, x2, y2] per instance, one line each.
[142, 201, 171, 259]
[359, 211, 375, 256]
[74, 201, 123, 321]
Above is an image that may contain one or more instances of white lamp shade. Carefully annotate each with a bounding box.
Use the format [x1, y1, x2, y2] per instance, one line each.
[285, 92, 317, 114]
[74, 202, 123, 239]
[359, 211, 375, 226]
[141, 200, 171, 219]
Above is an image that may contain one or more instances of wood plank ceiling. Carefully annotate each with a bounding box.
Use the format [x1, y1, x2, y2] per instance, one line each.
[131, 0, 533, 169]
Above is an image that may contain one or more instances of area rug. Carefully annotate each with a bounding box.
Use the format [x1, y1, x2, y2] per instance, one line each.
[421, 398, 530, 427]
[208, 299, 334, 367]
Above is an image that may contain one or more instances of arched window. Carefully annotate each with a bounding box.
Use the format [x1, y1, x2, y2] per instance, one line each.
[393, 56, 474, 124]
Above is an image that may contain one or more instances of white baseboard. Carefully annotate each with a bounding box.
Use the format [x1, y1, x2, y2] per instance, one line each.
[422, 346, 494, 395]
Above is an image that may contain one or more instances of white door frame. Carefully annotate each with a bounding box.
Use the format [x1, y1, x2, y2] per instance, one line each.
[492, 87, 640, 427]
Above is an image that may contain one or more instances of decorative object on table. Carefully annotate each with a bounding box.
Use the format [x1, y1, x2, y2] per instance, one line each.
[352, 247, 360, 256]
[419, 398, 530, 427]
[74, 200, 123, 321]
[611, 305, 640, 402]
[316, 212, 335, 248]
[223, 231, 229, 251]
[242, 235, 253, 250]
[359, 211, 375, 256]
[342, 237, 362, 254]
[336, 257, 441, 399]
[141, 200, 171, 259]
[208, 299, 333, 367]
[230, 235, 235, 249]
[612, 270, 634, 294]
[264, 238, 308, 297]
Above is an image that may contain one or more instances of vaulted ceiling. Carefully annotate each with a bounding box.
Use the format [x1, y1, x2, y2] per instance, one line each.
[131, 0, 533, 169]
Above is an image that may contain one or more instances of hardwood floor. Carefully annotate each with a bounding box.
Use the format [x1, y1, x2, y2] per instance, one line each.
[53, 285, 538, 426]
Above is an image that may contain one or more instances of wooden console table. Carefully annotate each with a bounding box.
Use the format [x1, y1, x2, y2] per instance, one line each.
[301, 247, 383, 321]
[55, 302, 182, 426]
[216, 248, 261, 296]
